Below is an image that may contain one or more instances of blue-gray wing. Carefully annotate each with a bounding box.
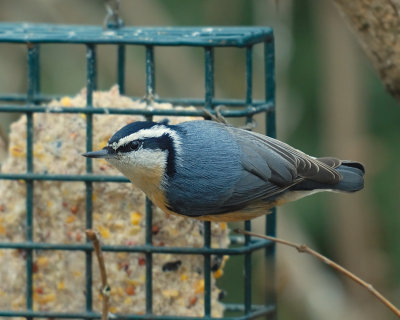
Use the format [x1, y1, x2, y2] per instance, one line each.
[214, 126, 342, 211]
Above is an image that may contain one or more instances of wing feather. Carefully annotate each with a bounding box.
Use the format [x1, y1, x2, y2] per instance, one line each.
[229, 127, 342, 184]
[212, 126, 344, 212]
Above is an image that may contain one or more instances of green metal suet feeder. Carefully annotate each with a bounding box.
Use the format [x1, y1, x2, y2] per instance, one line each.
[0, 7, 277, 320]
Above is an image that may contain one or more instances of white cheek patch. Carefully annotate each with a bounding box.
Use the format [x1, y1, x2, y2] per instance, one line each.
[107, 149, 167, 181]
[131, 149, 167, 170]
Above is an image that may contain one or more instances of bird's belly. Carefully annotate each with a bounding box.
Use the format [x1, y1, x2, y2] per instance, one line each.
[144, 189, 311, 222]
[193, 190, 323, 222]
[145, 190, 273, 222]
[193, 201, 276, 222]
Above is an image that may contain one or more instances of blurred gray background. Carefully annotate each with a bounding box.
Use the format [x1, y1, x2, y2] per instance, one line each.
[0, 1, 399, 319]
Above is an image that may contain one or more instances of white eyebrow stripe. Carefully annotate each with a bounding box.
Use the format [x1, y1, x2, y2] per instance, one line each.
[110, 125, 182, 156]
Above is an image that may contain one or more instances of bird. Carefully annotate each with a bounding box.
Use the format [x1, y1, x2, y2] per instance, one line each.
[82, 119, 365, 222]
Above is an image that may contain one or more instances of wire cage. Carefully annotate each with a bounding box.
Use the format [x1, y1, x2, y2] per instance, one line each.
[0, 18, 276, 320]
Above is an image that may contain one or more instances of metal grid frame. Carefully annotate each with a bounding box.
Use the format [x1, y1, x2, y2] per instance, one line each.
[0, 23, 276, 320]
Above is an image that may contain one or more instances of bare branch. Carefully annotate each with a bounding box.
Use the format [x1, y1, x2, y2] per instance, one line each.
[235, 228, 400, 318]
[86, 229, 110, 320]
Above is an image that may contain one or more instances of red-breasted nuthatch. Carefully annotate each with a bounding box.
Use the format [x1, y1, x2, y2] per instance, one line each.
[82, 120, 365, 222]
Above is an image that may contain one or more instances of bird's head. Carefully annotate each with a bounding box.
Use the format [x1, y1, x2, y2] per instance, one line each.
[82, 121, 182, 188]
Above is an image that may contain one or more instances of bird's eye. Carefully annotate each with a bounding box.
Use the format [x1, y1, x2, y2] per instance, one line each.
[130, 141, 140, 151]
[116, 140, 141, 153]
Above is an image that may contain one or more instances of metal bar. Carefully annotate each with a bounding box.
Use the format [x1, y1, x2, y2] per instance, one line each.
[0, 23, 274, 47]
[86, 44, 98, 102]
[225, 304, 276, 320]
[244, 220, 252, 315]
[245, 46, 253, 124]
[145, 45, 155, 104]
[203, 221, 212, 317]
[0, 93, 54, 102]
[0, 173, 129, 182]
[117, 44, 126, 94]
[33, 45, 40, 94]
[85, 43, 97, 316]
[145, 198, 153, 315]
[264, 38, 277, 320]
[0, 94, 271, 107]
[25, 43, 39, 319]
[204, 47, 214, 109]
[0, 102, 273, 117]
[226, 303, 273, 312]
[0, 238, 273, 254]
[0, 303, 275, 320]
[238, 305, 276, 320]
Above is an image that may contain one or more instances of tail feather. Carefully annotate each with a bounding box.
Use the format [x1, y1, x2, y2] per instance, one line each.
[334, 162, 365, 192]
[290, 161, 365, 193]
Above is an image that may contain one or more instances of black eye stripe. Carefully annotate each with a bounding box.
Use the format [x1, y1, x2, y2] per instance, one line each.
[117, 140, 141, 153]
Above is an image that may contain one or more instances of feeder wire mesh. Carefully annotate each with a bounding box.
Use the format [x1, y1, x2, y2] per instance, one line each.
[0, 16, 276, 320]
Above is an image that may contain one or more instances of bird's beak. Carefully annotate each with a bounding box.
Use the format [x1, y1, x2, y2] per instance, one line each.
[82, 148, 111, 159]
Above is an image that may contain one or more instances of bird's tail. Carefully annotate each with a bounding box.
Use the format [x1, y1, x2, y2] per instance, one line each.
[290, 161, 365, 193]
[332, 161, 365, 192]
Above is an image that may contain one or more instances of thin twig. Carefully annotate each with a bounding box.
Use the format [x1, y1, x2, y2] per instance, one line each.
[86, 229, 110, 320]
[235, 228, 400, 319]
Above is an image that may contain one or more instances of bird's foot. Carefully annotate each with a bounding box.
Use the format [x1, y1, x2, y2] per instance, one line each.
[201, 106, 229, 124]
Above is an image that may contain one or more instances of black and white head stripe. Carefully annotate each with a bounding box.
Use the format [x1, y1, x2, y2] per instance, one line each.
[109, 124, 182, 153]
[108, 121, 157, 145]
